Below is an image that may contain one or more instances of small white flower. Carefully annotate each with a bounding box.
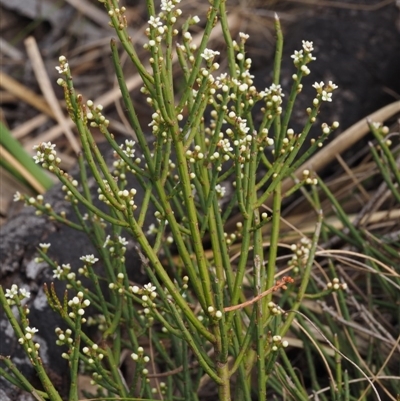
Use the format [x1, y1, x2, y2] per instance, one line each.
[118, 236, 129, 246]
[53, 266, 63, 279]
[39, 243, 51, 250]
[264, 83, 285, 100]
[120, 140, 136, 158]
[80, 255, 99, 264]
[302, 40, 314, 53]
[148, 16, 162, 28]
[321, 90, 333, 102]
[103, 235, 111, 248]
[312, 81, 324, 91]
[32, 142, 57, 165]
[238, 121, 250, 135]
[201, 48, 220, 61]
[5, 285, 19, 299]
[33, 142, 55, 151]
[161, 0, 175, 12]
[55, 63, 69, 74]
[19, 288, 31, 299]
[218, 138, 233, 153]
[33, 153, 44, 164]
[146, 223, 157, 236]
[13, 192, 22, 202]
[215, 184, 226, 198]
[26, 326, 39, 335]
[144, 283, 156, 293]
[216, 72, 228, 83]
[327, 81, 338, 90]
[291, 49, 303, 64]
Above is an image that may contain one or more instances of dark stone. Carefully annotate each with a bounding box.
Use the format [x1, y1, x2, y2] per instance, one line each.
[252, 1, 400, 157]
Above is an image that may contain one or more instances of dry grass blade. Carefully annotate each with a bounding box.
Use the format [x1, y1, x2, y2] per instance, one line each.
[316, 249, 399, 281]
[358, 335, 400, 401]
[12, 115, 49, 140]
[0, 37, 24, 61]
[292, 310, 383, 401]
[24, 36, 81, 154]
[278, 100, 400, 206]
[0, 71, 55, 119]
[0, 144, 46, 193]
[63, 0, 112, 29]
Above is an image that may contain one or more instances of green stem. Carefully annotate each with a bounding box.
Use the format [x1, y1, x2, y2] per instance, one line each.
[110, 40, 155, 175]
[124, 200, 215, 343]
[68, 316, 82, 401]
[263, 183, 281, 311]
[172, 138, 214, 309]
[279, 210, 323, 337]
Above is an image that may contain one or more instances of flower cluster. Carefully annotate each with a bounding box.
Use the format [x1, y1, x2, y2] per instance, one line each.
[312, 81, 338, 103]
[18, 326, 42, 358]
[143, 0, 184, 56]
[67, 291, 91, 321]
[327, 277, 348, 291]
[271, 335, 289, 351]
[86, 100, 110, 128]
[107, 5, 128, 31]
[268, 301, 284, 316]
[96, 179, 139, 211]
[74, 255, 99, 281]
[55, 327, 73, 346]
[13, 193, 56, 218]
[130, 283, 158, 319]
[201, 48, 220, 61]
[302, 169, 318, 186]
[130, 346, 152, 376]
[55, 55, 69, 75]
[290, 40, 317, 75]
[131, 282, 157, 298]
[103, 235, 129, 257]
[224, 231, 238, 246]
[52, 263, 72, 280]
[4, 284, 31, 305]
[33, 142, 61, 170]
[160, 0, 181, 13]
[120, 139, 136, 158]
[82, 343, 105, 365]
[289, 237, 312, 273]
[207, 305, 223, 320]
[80, 254, 99, 265]
[117, 188, 138, 210]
